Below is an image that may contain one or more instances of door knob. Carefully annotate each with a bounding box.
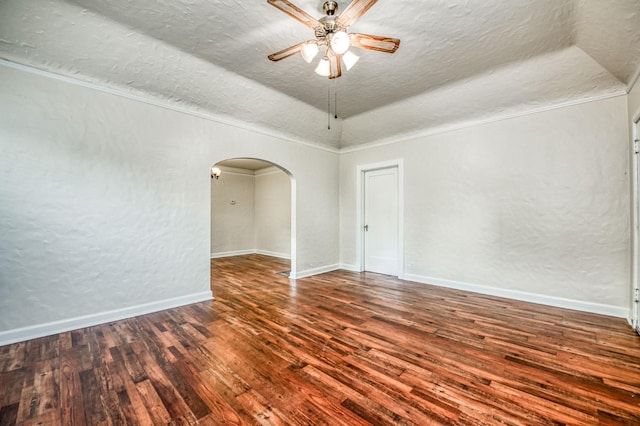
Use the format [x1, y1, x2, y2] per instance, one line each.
[364, 224, 369, 231]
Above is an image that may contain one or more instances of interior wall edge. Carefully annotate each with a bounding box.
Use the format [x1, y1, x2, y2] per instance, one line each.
[627, 64, 640, 94]
[404, 273, 629, 319]
[339, 264, 360, 272]
[0, 291, 214, 347]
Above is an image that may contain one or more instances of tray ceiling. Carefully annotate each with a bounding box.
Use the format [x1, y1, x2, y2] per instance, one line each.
[1, 0, 639, 150]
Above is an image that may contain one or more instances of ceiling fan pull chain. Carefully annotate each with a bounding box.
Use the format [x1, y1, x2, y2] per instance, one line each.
[327, 83, 331, 130]
[334, 78, 338, 119]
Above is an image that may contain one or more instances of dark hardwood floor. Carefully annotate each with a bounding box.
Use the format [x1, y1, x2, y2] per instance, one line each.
[1, 254, 640, 425]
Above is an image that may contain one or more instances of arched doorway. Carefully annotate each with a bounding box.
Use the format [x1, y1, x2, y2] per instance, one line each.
[209, 158, 296, 279]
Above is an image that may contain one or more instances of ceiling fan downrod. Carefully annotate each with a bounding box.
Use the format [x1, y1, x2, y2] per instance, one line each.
[323, 1, 338, 16]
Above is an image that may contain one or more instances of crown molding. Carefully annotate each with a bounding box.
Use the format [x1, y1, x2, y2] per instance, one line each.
[1, 58, 631, 157]
[339, 91, 628, 154]
[0, 59, 340, 155]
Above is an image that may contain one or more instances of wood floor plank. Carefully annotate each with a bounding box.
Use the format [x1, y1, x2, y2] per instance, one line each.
[1, 254, 640, 424]
[173, 358, 245, 424]
[233, 389, 292, 425]
[0, 343, 25, 373]
[59, 349, 87, 426]
[116, 369, 155, 425]
[0, 403, 19, 426]
[131, 340, 198, 423]
[0, 369, 26, 408]
[135, 378, 173, 425]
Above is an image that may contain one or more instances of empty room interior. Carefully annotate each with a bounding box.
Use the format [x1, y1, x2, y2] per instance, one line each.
[2, 0, 640, 424]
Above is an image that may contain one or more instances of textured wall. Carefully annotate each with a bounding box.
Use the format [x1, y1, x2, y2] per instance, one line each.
[629, 79, 640, 318]
[340, 96, 630, 313]
[0, 64, 340, 336]
[210, 169, 255, 255]
[0, 66, 211, 332]
[255, 168, 291, 258]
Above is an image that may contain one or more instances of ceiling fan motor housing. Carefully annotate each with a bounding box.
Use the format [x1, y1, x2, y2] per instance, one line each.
[318, 1, 341, 37]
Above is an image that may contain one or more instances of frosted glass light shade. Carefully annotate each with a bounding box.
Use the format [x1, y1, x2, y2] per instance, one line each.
[330, 31, 350, 54]
[343, 51, 359, 70]
[301, 42, 319, 63]
[211, 166, 221, 179]
[315, 56, 330, 76]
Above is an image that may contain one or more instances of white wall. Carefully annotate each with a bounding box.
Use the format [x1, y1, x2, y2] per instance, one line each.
[210, 166, 291, 259]
[628, 76, 640, 319]
[0, 64, 340, 344]
[210, 168, 255, 256]
[2, 58, 632, 345]
[341, 95, 630, 317]
[255, 167, 291, 258]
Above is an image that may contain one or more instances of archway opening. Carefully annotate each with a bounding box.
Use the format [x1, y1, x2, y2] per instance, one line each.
[209, 158, 296, 286]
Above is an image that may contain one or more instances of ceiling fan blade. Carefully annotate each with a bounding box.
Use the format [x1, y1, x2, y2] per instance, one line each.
[267, 0, 321, 28]
[268, 42, 305, 61]
[336, 0, 378, 28]
[349, 33, 400, 53]
[328, 51, 342, 79]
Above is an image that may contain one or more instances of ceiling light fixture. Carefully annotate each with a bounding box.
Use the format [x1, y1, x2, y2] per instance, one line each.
[342, 50, 359, 70]
[211, 166, 221, 179]
[330, 30, 350, 55]
[268, 0, 400, 80]
[301, 41, 319, 63]
[315, 56, 330, 76]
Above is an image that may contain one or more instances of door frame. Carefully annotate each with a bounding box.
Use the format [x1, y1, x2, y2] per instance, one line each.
[631, 115, 640, 333]
[356, 159, 404, 279]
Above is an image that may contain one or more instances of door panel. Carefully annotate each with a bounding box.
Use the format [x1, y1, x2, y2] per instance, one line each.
[364, 167, 398, 275]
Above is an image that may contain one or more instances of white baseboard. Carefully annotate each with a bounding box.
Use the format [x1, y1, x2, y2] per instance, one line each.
[293, 264, 340, 279]
[0, 291, 214, 347]
[211, 250, 291, 260]
[256, 250, 291, 260]
[210, 249, 255, 259]
[404, 273, 629, 318]
[339, 263, 360, 272]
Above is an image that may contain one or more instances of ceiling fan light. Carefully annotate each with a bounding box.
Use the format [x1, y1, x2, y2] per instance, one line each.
[315, 56, 330, 76]
[211, 166, 222, 179]
[330, 31, 350, 54]
[343, 51, 359, 70]
[301, 41, 319, 63]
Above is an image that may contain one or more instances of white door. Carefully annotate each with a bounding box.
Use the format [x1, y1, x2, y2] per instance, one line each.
[364, 167, 399, 275]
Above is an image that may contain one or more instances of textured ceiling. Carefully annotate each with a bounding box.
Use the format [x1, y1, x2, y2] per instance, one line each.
[1, 0, 639, 150]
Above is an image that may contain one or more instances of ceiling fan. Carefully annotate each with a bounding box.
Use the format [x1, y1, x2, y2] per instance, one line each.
[267, 0, 400, 79]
